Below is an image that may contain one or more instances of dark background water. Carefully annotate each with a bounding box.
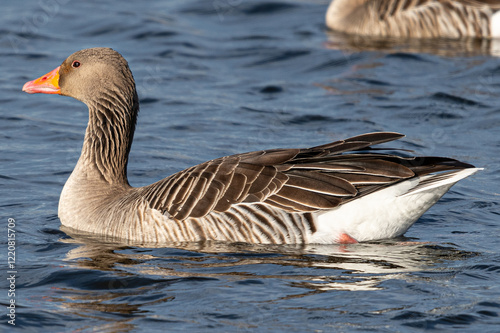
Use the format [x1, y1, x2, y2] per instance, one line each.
[1, 0, 500, 332]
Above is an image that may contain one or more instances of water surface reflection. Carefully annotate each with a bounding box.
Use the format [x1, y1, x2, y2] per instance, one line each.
[60, 228, 477, 292]
[325, 31, 500, 57]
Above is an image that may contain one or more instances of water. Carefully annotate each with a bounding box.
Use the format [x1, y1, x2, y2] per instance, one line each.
[1, 0, 500, 331]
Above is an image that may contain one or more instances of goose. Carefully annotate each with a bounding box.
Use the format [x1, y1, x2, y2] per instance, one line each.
[22, 48, 480, 244]
[326, 0, 500, 39]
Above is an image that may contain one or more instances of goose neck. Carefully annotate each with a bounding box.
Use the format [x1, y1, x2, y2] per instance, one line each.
[80, 89, 139, 185]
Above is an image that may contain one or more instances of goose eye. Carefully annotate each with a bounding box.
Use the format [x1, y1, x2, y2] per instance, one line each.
[72, 61, 81, 68]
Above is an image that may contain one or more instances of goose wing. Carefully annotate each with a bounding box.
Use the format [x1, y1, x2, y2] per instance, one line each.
[138, 132, 472, 220]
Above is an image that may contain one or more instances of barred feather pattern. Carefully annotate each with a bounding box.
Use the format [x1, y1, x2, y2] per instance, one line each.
[326, 0, 500, 38]
[131, 203, 315, 244]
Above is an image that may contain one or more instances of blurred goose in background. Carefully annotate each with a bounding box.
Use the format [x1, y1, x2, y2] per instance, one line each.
[22, 48, 480, 245]
[326, 0, 500, 39]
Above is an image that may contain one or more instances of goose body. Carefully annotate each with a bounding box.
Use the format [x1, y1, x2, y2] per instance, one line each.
[326, 0, 500, 39]
[22, 48, 480, 244]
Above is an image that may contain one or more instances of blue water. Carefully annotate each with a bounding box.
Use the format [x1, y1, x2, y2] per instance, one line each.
[1, 0, 500, 332]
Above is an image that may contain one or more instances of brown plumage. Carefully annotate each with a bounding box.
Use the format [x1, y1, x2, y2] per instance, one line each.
[139, 132, 467, 220]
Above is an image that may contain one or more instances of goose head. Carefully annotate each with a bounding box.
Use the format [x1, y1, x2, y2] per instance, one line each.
[22, 47, 136, 105]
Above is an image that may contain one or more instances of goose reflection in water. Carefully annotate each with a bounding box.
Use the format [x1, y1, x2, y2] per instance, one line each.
[60, 228, 476, 289]
[325, 30, 500, 58]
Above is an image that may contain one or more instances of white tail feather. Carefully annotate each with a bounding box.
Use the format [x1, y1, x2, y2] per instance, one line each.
[492, 10, 500, 38]
[311, 168, 481, 244]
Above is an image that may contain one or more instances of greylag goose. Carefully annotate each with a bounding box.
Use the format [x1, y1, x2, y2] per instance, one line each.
[326, 0, 500, 39]
[22, 48, 480, 244]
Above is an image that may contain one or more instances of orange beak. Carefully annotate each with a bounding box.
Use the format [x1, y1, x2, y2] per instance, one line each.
[22, 66, 61, 94]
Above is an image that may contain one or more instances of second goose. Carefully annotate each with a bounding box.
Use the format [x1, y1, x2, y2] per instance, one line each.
[326, 0, 500, 39]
